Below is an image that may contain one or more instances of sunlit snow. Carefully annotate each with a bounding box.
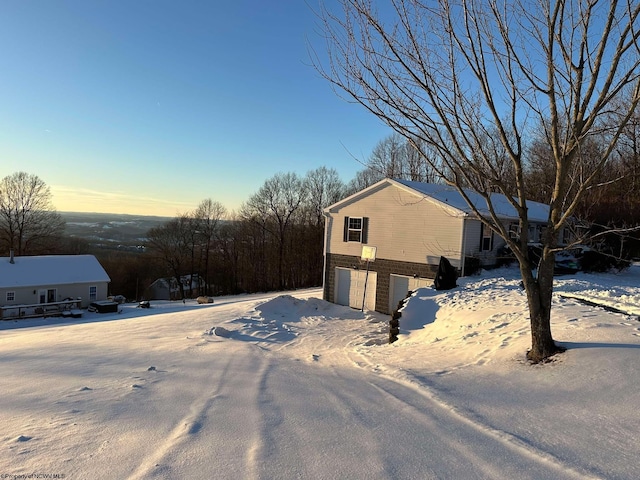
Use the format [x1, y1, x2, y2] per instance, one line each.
[1, 266, 640, 479]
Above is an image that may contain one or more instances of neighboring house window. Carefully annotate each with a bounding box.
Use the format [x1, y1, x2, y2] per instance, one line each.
[508, 223, 520, 240]
[6, 291, 15, 302]
[89, 286, 97, 301]
[537, 225, 548, 243]
[480, 224, 493, 251]
[343, 216, 369, 243]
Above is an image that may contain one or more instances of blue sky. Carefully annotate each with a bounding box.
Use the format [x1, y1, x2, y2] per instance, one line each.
[0, 1, 390, 216]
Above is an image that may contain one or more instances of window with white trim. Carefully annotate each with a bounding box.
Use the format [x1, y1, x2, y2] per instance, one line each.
[343, 216, 369, 243]
[89, 286, 97, 301]
[508, 223, 520, 240]
[480, 224, 494, 251]
[6, 291, 15, 302]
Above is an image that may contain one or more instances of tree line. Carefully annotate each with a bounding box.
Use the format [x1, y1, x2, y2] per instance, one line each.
[143, 167, 349, 299]
[3, 110, 640, 304]
[0, 168, 349, 301]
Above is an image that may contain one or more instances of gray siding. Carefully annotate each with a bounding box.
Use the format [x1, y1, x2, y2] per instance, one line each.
[463, 218, 548, 270]
[1, 282, 109, 309]
[464, 218, 497, 265]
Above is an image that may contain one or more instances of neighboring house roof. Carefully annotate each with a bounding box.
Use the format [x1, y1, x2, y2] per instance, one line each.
[149, 274, 202, 292]
[0, 254, 111, 289]
[326, 178, 550, 223]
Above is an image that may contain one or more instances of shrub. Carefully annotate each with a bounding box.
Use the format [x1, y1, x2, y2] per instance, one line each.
[463, 256, 482, 275]
[579, 250, 630, 273]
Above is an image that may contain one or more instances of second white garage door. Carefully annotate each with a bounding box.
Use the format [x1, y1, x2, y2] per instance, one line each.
[389, 274, 433, 313]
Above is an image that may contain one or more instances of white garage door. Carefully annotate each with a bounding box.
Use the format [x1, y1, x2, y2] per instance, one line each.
[335, 267, 377, 311]
[389, 274, 433, 313]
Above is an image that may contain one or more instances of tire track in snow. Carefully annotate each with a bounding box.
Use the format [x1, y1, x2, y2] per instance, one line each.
[129, 348, 259, 480]
[357, 367, 602, 480]
[344, 344, 601, 478]
[247, 358, 391, 479]
[129, 357, 233, 480]
[243, 354, 275, 480]
[244, 357, 598, 479]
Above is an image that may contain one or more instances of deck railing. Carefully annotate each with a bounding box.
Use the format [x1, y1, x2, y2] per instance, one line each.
[0, 299, 83, 320]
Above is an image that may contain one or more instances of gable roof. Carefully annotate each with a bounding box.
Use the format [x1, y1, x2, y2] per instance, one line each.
[326, 178, 550, 223]
[0, 255, 111, 289]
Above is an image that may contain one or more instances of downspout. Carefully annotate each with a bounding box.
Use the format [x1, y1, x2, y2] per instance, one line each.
[321, 211, 331, 300]
[459, 216, 467, 277]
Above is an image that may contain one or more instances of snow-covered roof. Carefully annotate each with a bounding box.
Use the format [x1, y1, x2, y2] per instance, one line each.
[0, 254, 111, 289]
[325, 178, 549, 223]
[395, 180, 550, 222]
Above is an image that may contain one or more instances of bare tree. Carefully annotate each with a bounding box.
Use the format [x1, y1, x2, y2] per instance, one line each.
[304, 167, 346, 227]
[302, 167, 347, 285]
[315, 0, 640, 362]
[146, 215, 193, 300]
[346, 167, 385, 195]
[367, 133, 444, 182]
[242, 172, 306, 290]
[192, 199, 227, 295]
[0, 172, 65, 256]
[368, 133, 406, 179]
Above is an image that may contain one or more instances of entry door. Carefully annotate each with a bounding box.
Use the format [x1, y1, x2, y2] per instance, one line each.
[39, 289, 57, 304]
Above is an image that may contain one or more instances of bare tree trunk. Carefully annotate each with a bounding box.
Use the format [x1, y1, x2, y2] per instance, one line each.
[521, 254, 565, 362]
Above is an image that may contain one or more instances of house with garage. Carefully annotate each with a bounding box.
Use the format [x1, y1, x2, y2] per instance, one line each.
[0, 253, 111, 319]
[322, 179, 551, 314]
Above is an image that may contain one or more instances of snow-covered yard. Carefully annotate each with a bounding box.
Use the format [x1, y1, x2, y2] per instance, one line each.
[1, 266, 640, 479]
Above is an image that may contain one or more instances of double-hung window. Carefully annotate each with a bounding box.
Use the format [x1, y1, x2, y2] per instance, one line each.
[6, 291, 15, 302]
[508, 223, 520, 240]
[343, 216, 369, 243]
[89, 286, 97, 301]
[480, 223, 494, 251]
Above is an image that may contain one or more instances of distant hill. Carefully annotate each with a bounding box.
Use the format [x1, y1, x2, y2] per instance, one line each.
[60, 212, 172, 250]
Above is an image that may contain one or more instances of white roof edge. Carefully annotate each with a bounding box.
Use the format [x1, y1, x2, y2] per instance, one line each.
[324, 178, 468, 217]
[324, 178, 549, 222]
[323, 178, 392, 214]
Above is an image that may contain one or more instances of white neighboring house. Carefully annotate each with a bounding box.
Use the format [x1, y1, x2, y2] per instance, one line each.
[0, 253, 111, 318]
[322, 178, 551, 314]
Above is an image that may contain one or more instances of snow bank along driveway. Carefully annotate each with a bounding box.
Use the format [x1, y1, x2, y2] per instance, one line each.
[1, 266, 640, 479]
